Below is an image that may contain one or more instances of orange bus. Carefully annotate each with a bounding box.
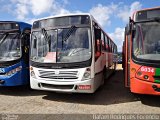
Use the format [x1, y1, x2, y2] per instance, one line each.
[123, 7, 160, 95]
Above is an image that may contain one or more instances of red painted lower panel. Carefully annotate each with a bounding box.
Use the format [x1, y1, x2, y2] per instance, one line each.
[130, 78, 160, 95]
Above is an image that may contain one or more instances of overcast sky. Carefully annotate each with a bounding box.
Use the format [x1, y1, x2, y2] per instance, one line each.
[1, 0, 160, 51]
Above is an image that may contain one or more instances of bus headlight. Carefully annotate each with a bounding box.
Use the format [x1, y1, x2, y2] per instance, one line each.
[82, 68, 91, 80]
[83, 72, 90, 78]
[6, 71, 12, 76]
[5, 66, 22, 76]
[30, 71, 36, 77]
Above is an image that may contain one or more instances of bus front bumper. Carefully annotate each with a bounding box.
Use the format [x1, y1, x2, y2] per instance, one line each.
[0, 72, 27, 86]
[130, 78, 160, 95]
[0, 77, 22, 86]
[30, 77, 96, 93]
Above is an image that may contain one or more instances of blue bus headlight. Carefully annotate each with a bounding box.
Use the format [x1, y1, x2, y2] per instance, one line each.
[5, 66, 22, 76]
[6, 71, 12, 76]
[16, 66, 22, 72]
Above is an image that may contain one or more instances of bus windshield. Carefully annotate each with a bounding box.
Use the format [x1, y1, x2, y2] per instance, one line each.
[31, 27, 91, 63]
[0, 32, 21, 61]
[133, 21, 160, 61]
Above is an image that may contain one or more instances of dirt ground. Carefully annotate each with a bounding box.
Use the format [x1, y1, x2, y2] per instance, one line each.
[0, 64, 160, 119]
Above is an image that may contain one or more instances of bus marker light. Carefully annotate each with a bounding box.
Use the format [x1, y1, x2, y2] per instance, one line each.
[78, 85, 91, 90]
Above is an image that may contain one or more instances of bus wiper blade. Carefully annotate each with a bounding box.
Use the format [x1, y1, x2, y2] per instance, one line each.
[41, 28, 51, 50]
[41, 28, 49, 41]
[63, 25, 76, 42]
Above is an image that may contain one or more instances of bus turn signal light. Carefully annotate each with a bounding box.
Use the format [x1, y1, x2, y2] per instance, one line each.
[30, 66, 33, 71]
[131, 68, 136, 73]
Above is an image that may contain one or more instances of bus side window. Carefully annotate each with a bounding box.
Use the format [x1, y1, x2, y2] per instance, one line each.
[108, 38, 111, 52]
[110, 40, 112, 52]
[105, 36, 109, 52]
[110, 40, 113, 53]
[94, 24, 101, 58]
[111, 42, 114, 53]
[101, 32, 105, 51]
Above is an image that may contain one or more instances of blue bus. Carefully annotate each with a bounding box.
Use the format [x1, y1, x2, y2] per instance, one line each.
[0, 21, 31, 86]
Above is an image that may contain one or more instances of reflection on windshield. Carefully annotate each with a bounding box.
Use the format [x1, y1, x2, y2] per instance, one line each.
[133, 22, 160, 60]
[31, 27, 91, 63]
[0, 33, 21, 61]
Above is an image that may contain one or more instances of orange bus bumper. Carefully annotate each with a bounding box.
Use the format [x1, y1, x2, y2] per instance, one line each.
[130, 78, 160, 95]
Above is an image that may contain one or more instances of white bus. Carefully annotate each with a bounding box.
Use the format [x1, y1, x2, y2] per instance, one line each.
[30, 13, 117, 93]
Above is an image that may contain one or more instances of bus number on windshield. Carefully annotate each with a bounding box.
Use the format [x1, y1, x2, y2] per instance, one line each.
[140, 67, 154, 73]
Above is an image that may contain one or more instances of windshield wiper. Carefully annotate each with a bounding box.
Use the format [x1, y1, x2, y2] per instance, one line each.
[0, 32, 8, 45]
[41, 28, 49, 40]
[63, 25, 76, 42]
[62, 25, 76, 50]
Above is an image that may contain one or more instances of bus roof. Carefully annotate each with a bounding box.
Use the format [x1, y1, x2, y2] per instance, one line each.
[0, 21, 31, 32]
[33, 13, 94, 21]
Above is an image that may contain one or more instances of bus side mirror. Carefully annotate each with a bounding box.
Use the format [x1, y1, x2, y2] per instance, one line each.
[33, 38, 37, 48]
[125, 24, 131, 35]
[126, 17, 134, 35]
[21, 29, 31, 46]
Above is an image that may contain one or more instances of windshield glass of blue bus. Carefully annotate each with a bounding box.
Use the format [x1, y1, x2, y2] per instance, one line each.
[0, 32, 21, 61]
[133, 22, 160, 61]
[31, 27, 91, 63]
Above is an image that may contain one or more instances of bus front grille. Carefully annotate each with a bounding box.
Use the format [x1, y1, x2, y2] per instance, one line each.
[38, 70, 79, 80]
